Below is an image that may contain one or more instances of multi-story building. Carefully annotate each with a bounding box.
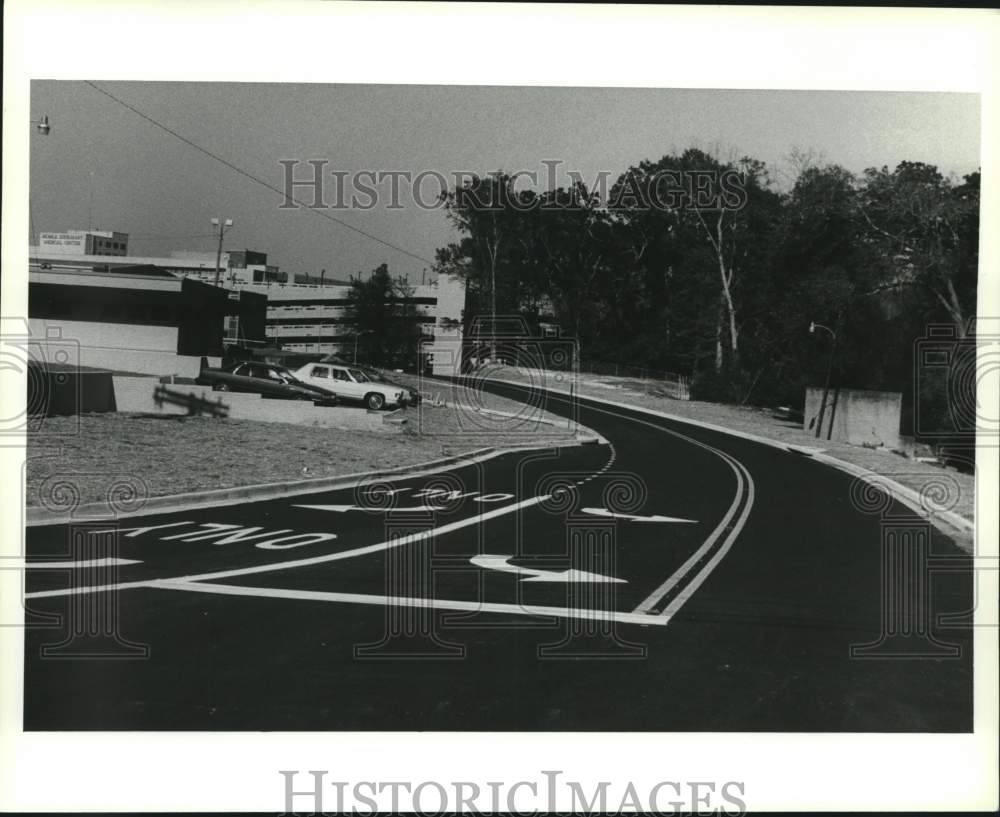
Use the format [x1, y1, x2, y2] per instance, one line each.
[225, 276, 466, 374]
[26, 261, 257, 377]
[37, 229, 129, 257]
[29, 232, 467, 375]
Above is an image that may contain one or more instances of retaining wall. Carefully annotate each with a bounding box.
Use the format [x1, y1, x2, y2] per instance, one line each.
[112, 377, 393, 432]
[804, 387, 902, 449]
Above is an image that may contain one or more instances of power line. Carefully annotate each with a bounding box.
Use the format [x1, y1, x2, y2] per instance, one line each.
[84, 81, 435, 267]
[129, 233, 219, 241]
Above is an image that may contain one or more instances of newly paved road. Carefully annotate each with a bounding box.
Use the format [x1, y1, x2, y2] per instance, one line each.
[22, 380, 973, 730]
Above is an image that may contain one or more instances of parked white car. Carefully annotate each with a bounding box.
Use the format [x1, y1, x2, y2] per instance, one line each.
[291, 362, 405, 410]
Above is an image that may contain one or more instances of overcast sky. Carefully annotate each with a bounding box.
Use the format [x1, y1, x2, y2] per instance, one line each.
[29, 81, 980, 283]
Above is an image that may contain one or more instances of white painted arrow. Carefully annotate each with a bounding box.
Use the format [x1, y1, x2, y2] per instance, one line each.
[470, 554, 626, 584]
[293, 504, 449, 513]
[581, 507, 697, 523]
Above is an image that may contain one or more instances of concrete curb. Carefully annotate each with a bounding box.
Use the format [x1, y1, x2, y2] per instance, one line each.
[475, 376, 975, 547]
[26, 434, 603, 527]
[472, 406, 609, 444]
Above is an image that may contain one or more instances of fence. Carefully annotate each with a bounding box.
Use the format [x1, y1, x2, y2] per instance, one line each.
[576, 360, 691, 400]
[502, 359, 691, 401]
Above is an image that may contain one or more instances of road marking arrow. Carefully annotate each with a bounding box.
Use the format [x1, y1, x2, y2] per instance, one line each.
[470, 554, 626, 584]
[581, 507, 698, 523]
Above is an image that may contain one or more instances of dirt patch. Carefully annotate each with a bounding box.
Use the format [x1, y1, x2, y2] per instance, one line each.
[25, 379, 587, 508]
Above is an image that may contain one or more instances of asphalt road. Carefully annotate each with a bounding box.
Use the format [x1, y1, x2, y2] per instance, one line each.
[22, 380, 973, 731]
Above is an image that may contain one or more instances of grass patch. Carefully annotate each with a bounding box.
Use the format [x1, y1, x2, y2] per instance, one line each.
[25, 380, 581, 508]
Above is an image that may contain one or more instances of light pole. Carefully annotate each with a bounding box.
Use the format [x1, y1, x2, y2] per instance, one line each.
[317, 270, 327, 353]
[30, 115, 51, 136]
[211, 217, 234, 288]
[490, 260, 497, 364]
[353, 329, 373, 365]
[809, 321, 837, 439]
[29, 115, 51, 260]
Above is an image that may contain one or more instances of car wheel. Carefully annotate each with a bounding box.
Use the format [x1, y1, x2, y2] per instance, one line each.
[214, 383, 229, 392]
[365, 392, 385, 411]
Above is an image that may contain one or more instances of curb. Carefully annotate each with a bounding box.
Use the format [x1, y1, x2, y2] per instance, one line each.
[474, 376, 975, 547]
[26, 434, 604, 527]
[25, 447, 488, 526]
[809, 451, 973, 541]
[472, 406, 609, 444]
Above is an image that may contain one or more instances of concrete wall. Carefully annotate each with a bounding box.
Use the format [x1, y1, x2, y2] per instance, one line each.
[29, 367, 117, 416]
[804, 387, 902, 449]
[112, 377, 393, 432]
[28, 318, 220, 378]
[29, 318, 177, 353]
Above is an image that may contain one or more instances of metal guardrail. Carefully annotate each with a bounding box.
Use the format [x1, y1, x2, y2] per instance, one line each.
[153, 385, 230, 418]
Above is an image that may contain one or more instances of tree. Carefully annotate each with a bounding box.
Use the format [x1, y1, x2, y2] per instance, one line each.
[608, 149, 782, 379]
[343, 263, 423, 369]
[858, 162, 979, 335]
[435, 173, 544, 353]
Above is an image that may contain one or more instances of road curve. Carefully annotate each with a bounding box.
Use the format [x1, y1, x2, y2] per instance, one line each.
[22, 377, 973, 731]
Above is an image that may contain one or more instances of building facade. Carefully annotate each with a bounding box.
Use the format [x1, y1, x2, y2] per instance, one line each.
[38, 229, 129, 256]
[27, 263, 243, 377]
[29, 234, 467, 376]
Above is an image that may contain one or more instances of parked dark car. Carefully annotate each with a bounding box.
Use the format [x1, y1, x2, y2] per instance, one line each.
[196, 359, 338, 404]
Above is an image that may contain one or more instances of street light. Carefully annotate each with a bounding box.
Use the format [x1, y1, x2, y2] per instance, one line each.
[211, 216, 234, 288]
[353, 329, 373, 365]
[29, 115, 51, 262]
[809, 321, 838, 439]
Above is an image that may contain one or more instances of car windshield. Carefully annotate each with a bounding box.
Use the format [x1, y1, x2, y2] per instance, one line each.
[349, 369, 370, 383]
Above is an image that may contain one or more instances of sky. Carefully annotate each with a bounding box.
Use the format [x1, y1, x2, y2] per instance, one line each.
[29, 81, 981, 283]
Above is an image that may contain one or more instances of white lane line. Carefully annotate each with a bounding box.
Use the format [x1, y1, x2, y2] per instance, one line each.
[24, 495, 552, 600]
[655, 460, 755, 623]
[486, 382, 756, 620]
[293, 504, 450, 513]
[632, 451, 755, 619]
[26, 578, 164, 599]
[21, 558, 141, 569]
[150, 580, 666, 627]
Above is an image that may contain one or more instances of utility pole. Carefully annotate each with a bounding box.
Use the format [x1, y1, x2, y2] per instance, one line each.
[353, 330, 373, 365]
[809, 322, 838, 439]
[211, 217, 234, 288]
[319, 269, 326, 353]
[490, 260, 497, 363]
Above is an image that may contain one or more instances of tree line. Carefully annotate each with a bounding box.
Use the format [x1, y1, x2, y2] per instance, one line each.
[430, 149, 979, 425]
